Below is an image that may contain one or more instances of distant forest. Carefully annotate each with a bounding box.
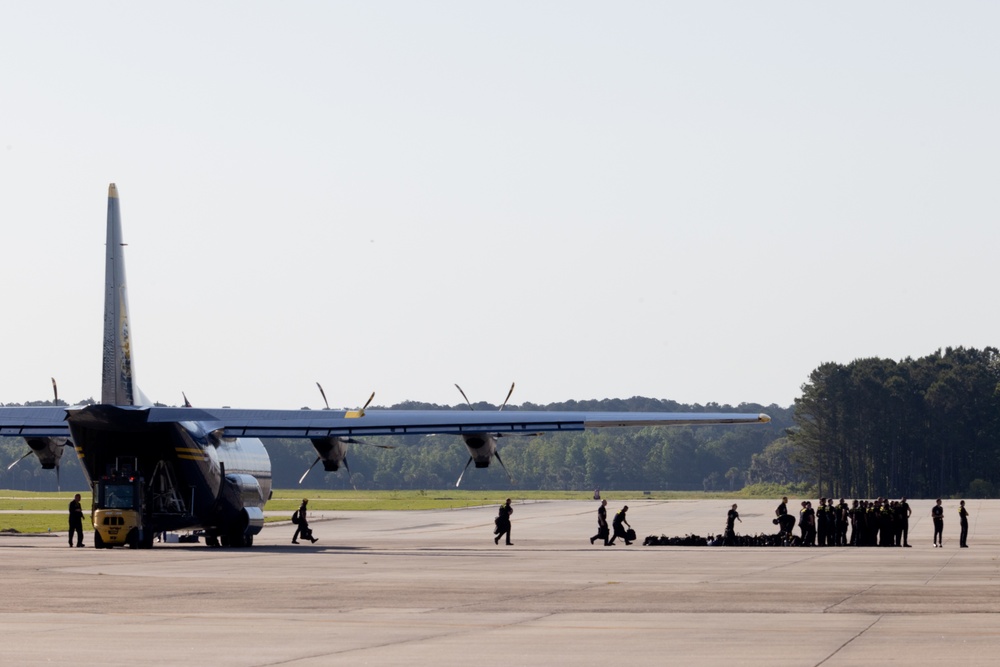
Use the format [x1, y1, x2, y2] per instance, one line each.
[3, 346, 999, 498]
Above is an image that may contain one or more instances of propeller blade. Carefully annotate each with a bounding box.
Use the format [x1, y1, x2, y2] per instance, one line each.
[455, 456, 474, 487]
[182, 392, 192, 407]
[7, 450, 33, 471]
[51, 377, 59, 403]
[494, 450, 516, 486]
[454, 384, 474, 410]
[298, 457, 321, 485]
[498, 382, 515, 411]
[360, 391, 375, 413]
[316, 382, 330, 410]
[343, 437, 395, 449]
[56, 463, 61, 493]
[343, 457, 357, 491]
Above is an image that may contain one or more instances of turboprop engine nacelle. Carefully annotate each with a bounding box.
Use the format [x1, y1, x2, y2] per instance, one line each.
[26, 436, 69, 470]
[461, 434, 497, 468]
[309, 437, 349, 472]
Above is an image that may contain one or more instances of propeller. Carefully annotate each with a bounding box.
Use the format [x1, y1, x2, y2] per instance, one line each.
[455, 382, 516, 411]
[453, 383, 517, 487]
[298, 384, 388, 488]
[8, 379, 72, 491]
[317, 382, 375, 415]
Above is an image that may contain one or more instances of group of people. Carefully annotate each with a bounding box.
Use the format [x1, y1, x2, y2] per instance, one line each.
[932, 498, 971, 548]
[772, 496, 971, 548]
[65, 493, 973, 549]
[494, 496, 973, 549]
[491, 498, 637, 547]
[588, 500, 634, 545]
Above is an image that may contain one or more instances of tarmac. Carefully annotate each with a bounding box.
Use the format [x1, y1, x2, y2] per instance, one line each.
[1, 497, 998, 666]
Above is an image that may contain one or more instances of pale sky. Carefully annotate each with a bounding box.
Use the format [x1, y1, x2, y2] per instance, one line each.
[2, 2, 998, 411]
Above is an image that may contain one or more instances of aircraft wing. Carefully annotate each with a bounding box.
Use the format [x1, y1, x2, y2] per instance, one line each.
[142, 407, 771, 438]
[0, 405, 770, 439]
[0, 407, 72, 437]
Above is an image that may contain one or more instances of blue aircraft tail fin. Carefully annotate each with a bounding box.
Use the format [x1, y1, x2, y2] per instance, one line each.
[101, 183, 144, 406]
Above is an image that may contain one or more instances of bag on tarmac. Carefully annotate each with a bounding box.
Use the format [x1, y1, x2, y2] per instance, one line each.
[291, 510, 300, 525]
[626, 528, 637, 542]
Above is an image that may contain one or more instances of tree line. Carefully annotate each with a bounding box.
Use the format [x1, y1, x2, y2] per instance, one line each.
[790, 347, 1000, 499]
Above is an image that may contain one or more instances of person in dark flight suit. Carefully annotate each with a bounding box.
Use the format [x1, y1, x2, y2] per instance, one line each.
[591, 499, 609, 545]
[608, 506, 632, 545]
[292, 498, 319, 544]
[931, 498, 944, 547]
[959, 500, 969, 548]
[68, 493, 85, 548]
[899, 497, 912, 547]
[495, 498, 513, 545]
[815, 498, 829, 546]
[724, 504, 742, 545]
[775, 496, 795, 540]
[803, 502, 816, 545]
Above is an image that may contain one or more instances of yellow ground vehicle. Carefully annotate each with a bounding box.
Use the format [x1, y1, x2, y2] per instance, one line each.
[92, 475, 151, 549]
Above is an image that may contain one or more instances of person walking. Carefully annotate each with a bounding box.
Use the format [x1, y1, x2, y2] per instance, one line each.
[591, 499, 609, 545]
[931, 498, 944, 547]
[608, 505, 632, 545]
[292, 498, 319, 544]
[68, 493, 85, 548]
[959, 500, 969, 548]
[495, 498, 513, 545]
[724, 503, 742, 545]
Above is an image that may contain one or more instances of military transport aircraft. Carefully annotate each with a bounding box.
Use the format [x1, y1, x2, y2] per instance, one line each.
[0, 184, 770, 548]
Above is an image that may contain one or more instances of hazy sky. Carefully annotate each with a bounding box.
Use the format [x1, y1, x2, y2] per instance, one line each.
[2, 3, 998, 411]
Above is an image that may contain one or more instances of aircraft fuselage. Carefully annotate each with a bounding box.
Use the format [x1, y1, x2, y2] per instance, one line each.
[68, 404, 270, 542]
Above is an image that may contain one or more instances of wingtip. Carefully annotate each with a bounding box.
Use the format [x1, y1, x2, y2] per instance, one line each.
[108, 183, 118, 199]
